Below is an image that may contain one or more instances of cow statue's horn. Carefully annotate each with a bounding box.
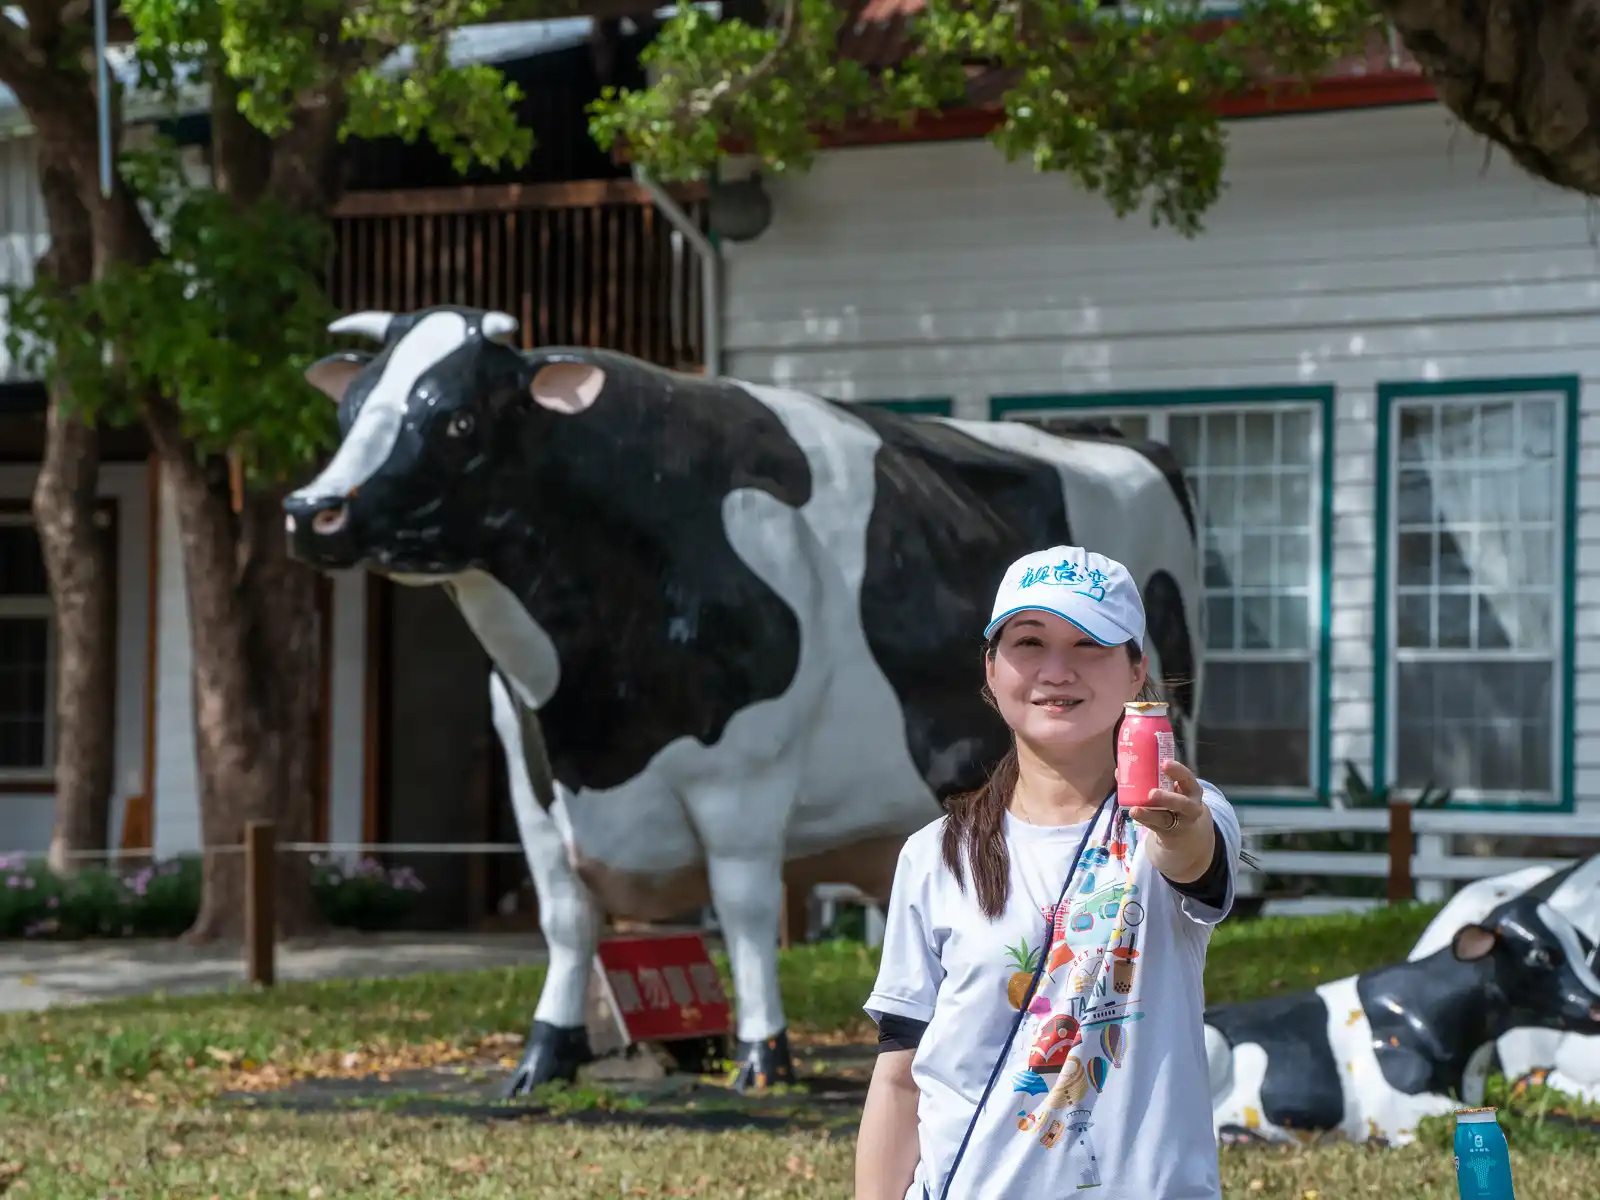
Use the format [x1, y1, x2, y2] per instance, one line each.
[482, 311, 520, 345]
[328, 311, 395, 342]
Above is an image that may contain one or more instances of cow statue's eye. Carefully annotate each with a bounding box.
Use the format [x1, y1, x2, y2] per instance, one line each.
[446, 413, 475, 439]
[1528, 947, 1555, 969]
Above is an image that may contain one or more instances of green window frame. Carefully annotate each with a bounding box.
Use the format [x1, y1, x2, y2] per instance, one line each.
[990, 386, 1336, 806]
[1372, 376, 1579, 813]
[857, 397, 953, 416]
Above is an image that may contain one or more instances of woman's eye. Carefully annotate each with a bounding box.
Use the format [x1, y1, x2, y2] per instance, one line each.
[446, 413, 474, 438]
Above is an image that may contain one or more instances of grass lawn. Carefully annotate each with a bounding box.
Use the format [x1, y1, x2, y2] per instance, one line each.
[3, 902, 1599, 1197]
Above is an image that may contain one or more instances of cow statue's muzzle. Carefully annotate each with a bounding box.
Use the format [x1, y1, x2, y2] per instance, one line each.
[284, 492, 362, 569]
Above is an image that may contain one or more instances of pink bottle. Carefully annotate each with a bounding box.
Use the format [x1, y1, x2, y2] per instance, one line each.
[1116, 702, 1175, 809]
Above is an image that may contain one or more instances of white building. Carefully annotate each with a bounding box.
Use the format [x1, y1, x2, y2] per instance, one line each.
[717, 99, 1595, 823]
[2, 53, 1596, 904]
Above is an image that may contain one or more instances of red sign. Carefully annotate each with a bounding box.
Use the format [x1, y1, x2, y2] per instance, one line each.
[593, 932, 733, 1043]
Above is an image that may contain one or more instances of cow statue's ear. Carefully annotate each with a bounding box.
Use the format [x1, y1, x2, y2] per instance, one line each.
[305, 352, 371, 403]
[528, 362, 606, 415]
[1451, 924, 1499, 963]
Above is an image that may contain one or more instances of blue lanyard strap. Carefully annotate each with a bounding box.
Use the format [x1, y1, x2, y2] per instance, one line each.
[937, 796, 1115, 1200]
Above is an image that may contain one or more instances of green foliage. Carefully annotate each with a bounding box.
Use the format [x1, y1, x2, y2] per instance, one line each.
[0, 852, 202, 939]
[590, 0, 1385, 235]
[120, 0, 536, 171]
[343, 45, 533, 175]
[0, 0, 545, 475]
[0, 849, 428, 941]
[589, 0, 969, 182]
[3, 140, 340, 480]
[308, 855, 427, 931]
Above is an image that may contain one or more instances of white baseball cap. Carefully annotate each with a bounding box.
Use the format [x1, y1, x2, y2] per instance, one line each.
[984, 545, 1146, 650]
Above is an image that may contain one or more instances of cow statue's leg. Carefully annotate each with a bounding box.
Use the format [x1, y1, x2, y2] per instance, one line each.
[684, 778, 798, 1092]
[488, 671, 604, 1095]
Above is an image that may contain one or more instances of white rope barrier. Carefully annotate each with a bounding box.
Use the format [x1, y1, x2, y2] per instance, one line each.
[2, 841, 536, 864]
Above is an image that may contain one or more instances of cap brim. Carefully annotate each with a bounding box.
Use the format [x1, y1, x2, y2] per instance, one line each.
[984, 603, 1135, 646]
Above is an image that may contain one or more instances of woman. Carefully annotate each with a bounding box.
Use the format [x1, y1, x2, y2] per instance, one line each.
[855, 544, 1241, 1200]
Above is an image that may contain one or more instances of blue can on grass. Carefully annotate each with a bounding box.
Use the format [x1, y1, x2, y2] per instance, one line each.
[1454, 1107, 1516, 1200]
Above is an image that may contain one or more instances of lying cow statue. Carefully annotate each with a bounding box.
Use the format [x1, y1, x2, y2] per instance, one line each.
[1205, 860, 1600, 1146]
[283, 304, 1204, 1093]
[1407, 855, 1600, 1104]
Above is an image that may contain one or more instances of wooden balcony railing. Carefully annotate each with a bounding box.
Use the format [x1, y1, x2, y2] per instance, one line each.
[328, 178, 709, 371]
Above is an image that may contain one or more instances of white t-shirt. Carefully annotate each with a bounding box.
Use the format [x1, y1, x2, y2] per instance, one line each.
[865, 784, 1242, 1199]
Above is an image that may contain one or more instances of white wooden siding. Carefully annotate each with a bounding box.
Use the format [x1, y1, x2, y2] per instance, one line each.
[719, 102, 1600, 811]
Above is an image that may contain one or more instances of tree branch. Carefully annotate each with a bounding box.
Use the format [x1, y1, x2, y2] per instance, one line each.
[682, 0, 800, 128]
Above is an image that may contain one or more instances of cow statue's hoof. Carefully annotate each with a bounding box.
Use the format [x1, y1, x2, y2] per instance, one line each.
[503, 1020, 595, 1098]
[731, 1028, 797, 1093]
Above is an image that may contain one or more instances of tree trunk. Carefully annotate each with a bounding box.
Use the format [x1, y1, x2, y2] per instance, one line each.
[32, 149, 118, 875]
[144, 431, 325, 942]
[1378, 0, 1600, 197]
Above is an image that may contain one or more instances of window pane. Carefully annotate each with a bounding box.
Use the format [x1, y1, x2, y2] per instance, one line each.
[1114, 414, 1151, 443]
[0, 525, 47, 597]
[1207, 412, 1240, 467]
[0, 616, 48, 769]
[1196, 660, 1312, 789]
[1396, 659, 1552, 793]
[1279, 410, 1312, 466]
[1169, 414, 1200, 463]
[1521, 400, 1556, 458]
[1396, 593, 1432, 648]
[1389, 397, 1562, 655]
[1242, 413, 1275, 463]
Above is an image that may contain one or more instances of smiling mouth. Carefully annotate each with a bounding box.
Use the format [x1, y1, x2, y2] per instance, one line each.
[1033, 698, 1085, 711]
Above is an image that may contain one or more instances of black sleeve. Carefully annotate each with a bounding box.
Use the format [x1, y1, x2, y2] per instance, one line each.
[1162, 823, 1230, 910]
[867, 1007, 929, 1053]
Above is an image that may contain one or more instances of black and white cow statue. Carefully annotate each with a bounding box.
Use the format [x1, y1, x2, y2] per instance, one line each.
[1205, 861, 1600, 1146]
[282, 305, 1204, 1094]
[1407, 856, 1600, 1103]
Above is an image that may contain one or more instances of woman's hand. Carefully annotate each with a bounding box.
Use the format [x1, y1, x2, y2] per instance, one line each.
[1128, 759, 1216, 885]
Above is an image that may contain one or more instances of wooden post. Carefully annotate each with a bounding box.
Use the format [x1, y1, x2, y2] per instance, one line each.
[1387, 801, 1414, 903]
[245, 820, 276, 987]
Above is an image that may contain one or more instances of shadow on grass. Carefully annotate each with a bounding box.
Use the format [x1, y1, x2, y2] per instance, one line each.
[217, 1055, 873, 1136]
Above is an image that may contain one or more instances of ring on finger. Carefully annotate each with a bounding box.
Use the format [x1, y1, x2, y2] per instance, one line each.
[1163, 809, 1179, 831]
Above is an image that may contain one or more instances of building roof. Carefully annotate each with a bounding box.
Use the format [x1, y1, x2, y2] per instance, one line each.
[823, 1, 1433, 144]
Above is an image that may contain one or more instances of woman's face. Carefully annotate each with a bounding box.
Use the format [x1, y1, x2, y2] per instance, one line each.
[985, 611, 1147, 754]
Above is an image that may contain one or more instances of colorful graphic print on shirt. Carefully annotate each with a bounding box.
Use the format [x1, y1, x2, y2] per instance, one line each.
[1003, 816, 1144, 1188]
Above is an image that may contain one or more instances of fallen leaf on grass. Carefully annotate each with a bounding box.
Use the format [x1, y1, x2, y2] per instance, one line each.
[216, 1036, 514, 1094]
[563, 1148, 582, 1160]
[0, 1162, 24, 1195]
[447, 1157, 487, 1175]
